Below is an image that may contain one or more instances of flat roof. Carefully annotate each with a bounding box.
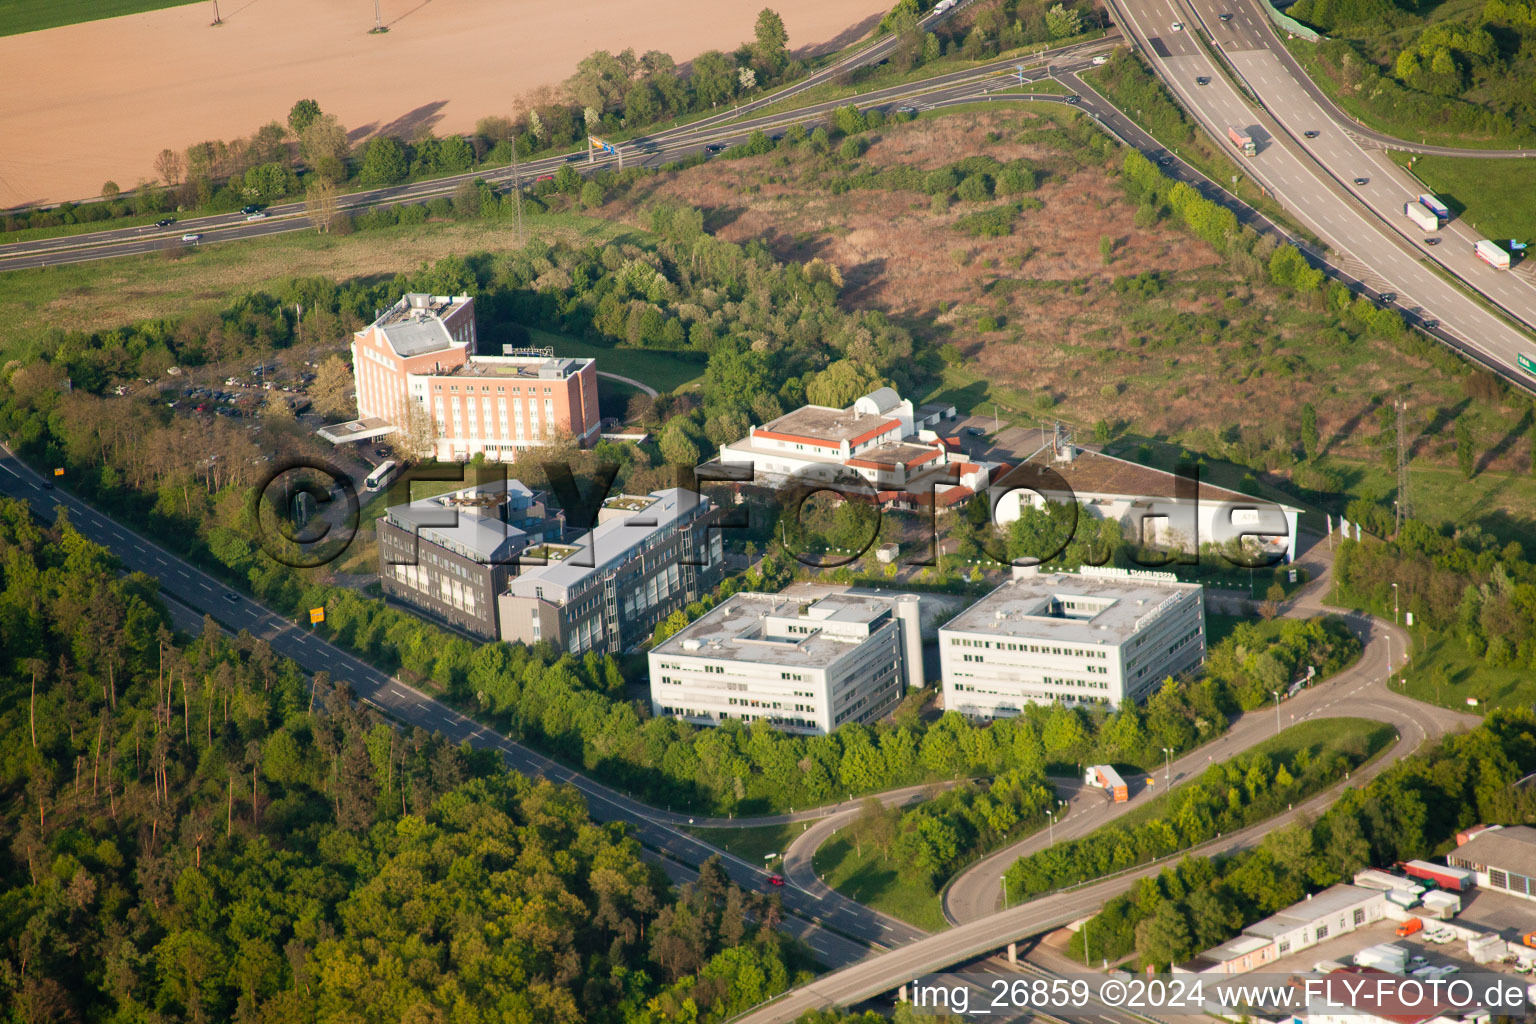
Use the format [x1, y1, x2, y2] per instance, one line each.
[652, 591, 899, 668]
[371, 294, 473, 358]
[757, 404, 898, 447]
[442, 355, 591, 379]
[996, 447, 1302, 513]
[316, 417, 397, 444]
[1245, 885, 1382, 936]
[847, 440, 944, 469]
[1450, 824, 1536, 877]
[385, 477, 537, 562]
[942, 570, 1202, 645]
[506, 488, 707, 601]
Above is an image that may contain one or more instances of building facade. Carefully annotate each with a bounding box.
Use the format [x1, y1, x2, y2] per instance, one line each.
[498, 489, 724, 655]
[992, 442, 1302, 563]
[715, 387, 991, 509]
[940, 566, 1205, 714]
[377, 477, 560, 639]
[649, 590, 924, 735]
[1448, 824, 1536, 901]
[1175, 885, 1388, 975]
[350, 293, 601, 462]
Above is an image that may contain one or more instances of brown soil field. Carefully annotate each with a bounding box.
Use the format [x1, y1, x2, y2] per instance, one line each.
[0, 0, 886, 207]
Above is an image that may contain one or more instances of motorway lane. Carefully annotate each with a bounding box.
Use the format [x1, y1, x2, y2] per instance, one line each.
[1173, 0, 1536, 325]
[1208, 0, 1536, 159]
[1105, 0, 1536, 384]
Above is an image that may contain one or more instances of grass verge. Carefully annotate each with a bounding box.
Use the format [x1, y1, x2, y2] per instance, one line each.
[1385, 152, 1536, 246]
[685, 822, 805, 865]
[813, 836, 950, 932]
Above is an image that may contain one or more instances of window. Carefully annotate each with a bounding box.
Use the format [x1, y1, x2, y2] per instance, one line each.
[1314, 925, 1329, 940]
[1352, 909, 1365, 926]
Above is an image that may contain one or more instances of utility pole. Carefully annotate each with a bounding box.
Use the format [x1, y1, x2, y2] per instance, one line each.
[373, 0, 383, 31]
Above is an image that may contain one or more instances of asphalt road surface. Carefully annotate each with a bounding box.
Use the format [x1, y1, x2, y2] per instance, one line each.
[1179, 0, 1536, 328]
[1105, 0, 1536, 385]
[0, 25, 1114, 272]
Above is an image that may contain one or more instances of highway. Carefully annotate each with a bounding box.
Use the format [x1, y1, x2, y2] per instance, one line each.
[1103, 0, 1536, 384]
[1182, 0, 1536, 326]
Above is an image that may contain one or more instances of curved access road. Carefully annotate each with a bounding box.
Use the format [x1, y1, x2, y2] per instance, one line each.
[731, 535, 1476, 1024]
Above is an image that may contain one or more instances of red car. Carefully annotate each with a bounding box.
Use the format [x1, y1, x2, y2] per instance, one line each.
[535, 173, 555, 182]
[767, 874, 784, 887]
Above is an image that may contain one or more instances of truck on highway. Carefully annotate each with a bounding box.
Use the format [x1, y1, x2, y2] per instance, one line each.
[1227, 126, 1256, 157]
[934, 0, 956, 11]
[1086, 764, 1129, 802]
[1418, 194, 1450, 221]
[1475, 239, 1511, 269]
[1404, 200, 1439, 232]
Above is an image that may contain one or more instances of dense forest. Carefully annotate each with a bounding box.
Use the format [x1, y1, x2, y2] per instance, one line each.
[0, 499, 805, 1023]
[1070, 707, 1536, 970]
[1333, 524, 1536, 670]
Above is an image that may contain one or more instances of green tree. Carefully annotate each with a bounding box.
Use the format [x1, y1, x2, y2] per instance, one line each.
[358, 136, 408, 185]
[1045, 3, 1084, 38]
[288, 98, 322, 137]
[754, 8, 791, 74]
[1456, 415, 1476, 478]
[692, 50, 738, 107]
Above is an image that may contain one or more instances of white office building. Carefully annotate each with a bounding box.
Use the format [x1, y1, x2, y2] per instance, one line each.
[649, 590, 924, 735]
[940, 566, 1205, 714]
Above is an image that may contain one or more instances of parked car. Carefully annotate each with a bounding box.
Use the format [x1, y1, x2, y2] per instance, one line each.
[1379, 292, 1396, 303]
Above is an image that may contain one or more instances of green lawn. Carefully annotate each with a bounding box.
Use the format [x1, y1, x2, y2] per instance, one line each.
[1, 0, 198, 35]
[684, 822, 806, 865]
[1101, 717, 1396, 835]
[812, 836, 950, 932]
[1325, 456, 1536, 549]
[1398, 631, 1531, 712]
[1387, 152, 1536, 247]
[522, 328, 706, 395]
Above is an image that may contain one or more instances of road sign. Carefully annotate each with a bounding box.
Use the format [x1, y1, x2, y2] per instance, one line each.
[1406, 611, 1414, 627]
[309, 606, 325, 624]
[1519, 352, 1536, 376]
[52, 467, 64, 476]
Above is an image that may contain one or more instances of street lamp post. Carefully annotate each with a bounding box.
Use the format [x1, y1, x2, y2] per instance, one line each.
[1001, 875, 1009, 911]
[1271, 691, 1281, 734]
[1392, 582, 1400, 626]
[1162, 746, 1172, 786]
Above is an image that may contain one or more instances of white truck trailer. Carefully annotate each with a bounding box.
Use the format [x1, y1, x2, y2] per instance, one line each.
[1404, 200, 1439, 232]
